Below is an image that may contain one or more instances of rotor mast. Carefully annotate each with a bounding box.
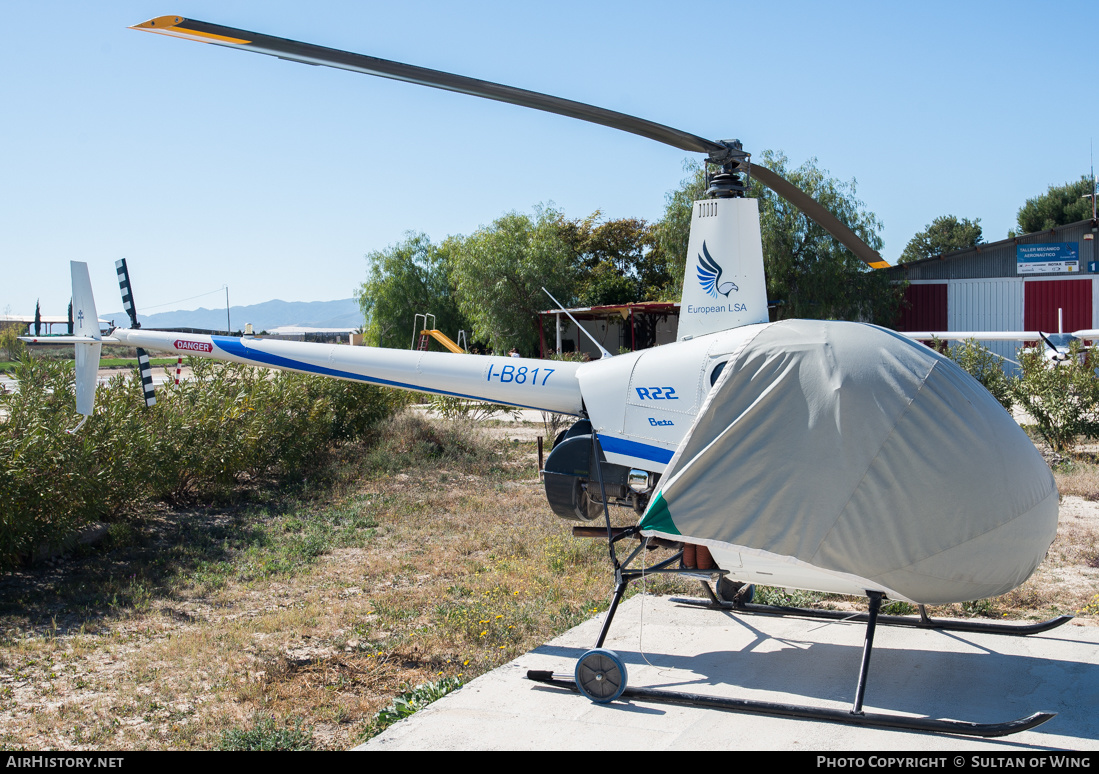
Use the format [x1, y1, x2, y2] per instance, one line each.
[704, 140, 751, 199]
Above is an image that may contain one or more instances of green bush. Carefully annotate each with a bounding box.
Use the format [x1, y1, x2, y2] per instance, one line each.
[362, 677, 463, 740]
[0, 356, 407, 568]
[427, 393, 520, 423]
[1011, 341, 1099, 453]
[217, 715, 314, 751]
[0, 326, 24, 363]
[942, 338, 1014, 412]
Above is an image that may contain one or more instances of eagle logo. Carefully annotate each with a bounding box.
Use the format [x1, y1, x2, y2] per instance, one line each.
[696, 242, 738, 298]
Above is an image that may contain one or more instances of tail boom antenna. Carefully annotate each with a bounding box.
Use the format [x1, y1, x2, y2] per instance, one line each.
[542, 288, 613, 360]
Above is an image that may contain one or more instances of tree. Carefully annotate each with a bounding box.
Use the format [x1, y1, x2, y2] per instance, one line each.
[67, 300, 73, 335]
[654, 160, 707, 300]
[33, 301, 41, 336]
[658, 152, 899, 323]
[899, 215, 983, 263]
[356, 233, 467, 350]
[449, 206, 576, 356]
[554, 212, 673, 306]
[1016, 175, 1095, 235]
[0, 325, 24, 361]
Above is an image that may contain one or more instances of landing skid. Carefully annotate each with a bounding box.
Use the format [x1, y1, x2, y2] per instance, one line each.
[535, 434, 1059, 739]
[677, 582, 1074, 636]
[524, 669, 1055, 739]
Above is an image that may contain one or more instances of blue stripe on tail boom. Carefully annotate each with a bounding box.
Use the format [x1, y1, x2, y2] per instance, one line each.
[209, 336, 566, 413]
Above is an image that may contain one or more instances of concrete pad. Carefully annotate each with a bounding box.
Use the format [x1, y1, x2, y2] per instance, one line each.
[358, 594, 1099, 751]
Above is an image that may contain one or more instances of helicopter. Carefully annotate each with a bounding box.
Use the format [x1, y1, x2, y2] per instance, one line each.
[26, 16, 1069, 737]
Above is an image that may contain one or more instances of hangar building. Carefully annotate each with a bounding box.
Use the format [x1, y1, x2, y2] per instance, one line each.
[890, 218, 1099, 364]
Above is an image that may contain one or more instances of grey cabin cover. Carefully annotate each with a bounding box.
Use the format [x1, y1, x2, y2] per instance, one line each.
[639, 320, 1058, 604]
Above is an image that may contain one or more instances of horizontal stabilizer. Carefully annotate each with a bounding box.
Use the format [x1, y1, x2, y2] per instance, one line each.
[18, 335, 120, 345]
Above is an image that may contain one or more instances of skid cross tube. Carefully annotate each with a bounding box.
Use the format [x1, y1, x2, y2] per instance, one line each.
[852, 591, 883, 715]
[586, 432, 725, 648]
[674, 592, 1073, 636]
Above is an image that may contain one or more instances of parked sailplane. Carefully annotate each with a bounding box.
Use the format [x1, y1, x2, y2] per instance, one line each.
[900, 329, 1099, 365]
[25, 17, 1071, 734]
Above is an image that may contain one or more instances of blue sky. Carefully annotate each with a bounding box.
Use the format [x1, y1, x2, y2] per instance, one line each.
[3, 1, 1097, 318]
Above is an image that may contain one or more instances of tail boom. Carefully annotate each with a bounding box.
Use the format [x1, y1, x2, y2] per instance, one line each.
[111, 329, 584, 414]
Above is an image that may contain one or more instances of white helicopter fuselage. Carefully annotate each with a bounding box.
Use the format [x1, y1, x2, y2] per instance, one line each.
[577, 323, 767, 472]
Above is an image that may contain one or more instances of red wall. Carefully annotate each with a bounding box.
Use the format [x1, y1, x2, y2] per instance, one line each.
[896, 283, 948, 331]
[1023, 279, 1092, 333]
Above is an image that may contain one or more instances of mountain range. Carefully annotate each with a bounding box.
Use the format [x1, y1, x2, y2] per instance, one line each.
[100, 298, 363, 333]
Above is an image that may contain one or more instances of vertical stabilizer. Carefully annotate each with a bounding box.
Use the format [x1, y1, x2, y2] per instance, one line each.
[677, 198, 769, 340]
[70, 261, 102, 416]
[74, 342, 103, 416]
[71, 262, 100, 340]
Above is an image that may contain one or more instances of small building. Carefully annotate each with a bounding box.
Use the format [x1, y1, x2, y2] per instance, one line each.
[537, 301, 680, 359]
[0, 314, 111, 336]
[890, 218, 1099, 364]
[264, 326, 359, 343]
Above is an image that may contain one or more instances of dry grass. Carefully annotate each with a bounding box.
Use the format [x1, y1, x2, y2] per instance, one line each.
[0, 412, 683, 750]
[0, 413, 1096, 750]
[1052, 452, 1099, 502]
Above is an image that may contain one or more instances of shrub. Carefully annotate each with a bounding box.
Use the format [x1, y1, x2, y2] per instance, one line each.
[0, 326, 24, 362]
[0, 356, 407, 568]
[217, 715, 314, 751]
[942, 338, 1014, 412]
[362, 677, 463, 739]
[1011, 341, 1099, 453]
[361, 411, 496, 475]
[427, 393, 520, 423]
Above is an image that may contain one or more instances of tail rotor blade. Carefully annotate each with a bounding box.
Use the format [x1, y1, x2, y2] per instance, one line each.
[114, 259, 155, 406]
[136, 348, 157, 408]
[115, 258, 141, 329]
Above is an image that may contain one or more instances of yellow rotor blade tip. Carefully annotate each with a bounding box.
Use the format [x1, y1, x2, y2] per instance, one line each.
[130, 16, 185, 31]
[129, 16, 251, 45]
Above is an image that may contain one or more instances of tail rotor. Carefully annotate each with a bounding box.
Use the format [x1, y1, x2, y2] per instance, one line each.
[115, 259, 156, 408]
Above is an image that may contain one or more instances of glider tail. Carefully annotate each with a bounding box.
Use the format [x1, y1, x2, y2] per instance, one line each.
[71, 261, 103, 417]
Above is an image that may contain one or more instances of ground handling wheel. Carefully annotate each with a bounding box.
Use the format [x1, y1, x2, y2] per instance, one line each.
[574, 649, 628, 704]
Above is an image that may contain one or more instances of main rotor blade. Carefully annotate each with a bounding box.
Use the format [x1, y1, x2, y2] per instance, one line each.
[132, 16, 890, 269]
[751, 165, 889, 269]
[131, 16, 724, 156]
